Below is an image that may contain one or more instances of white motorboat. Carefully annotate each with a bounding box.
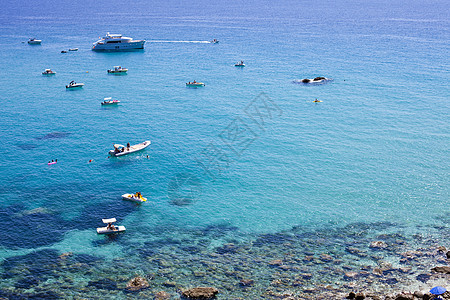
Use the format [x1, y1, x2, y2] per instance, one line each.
[28, 38, 41, 45]
[42, 69, 56, 75]
[122, 193, 147, 203]
[92, 33, 145, 51]
[68, 48, 78, 51]
[109, 140, 151, 157]
[66, 81, 84, 89]
[101, 97, 120, 105]
[235, 61, 245, 67]
[107, 66, 128, 74]
[97, 218, 126, 234]
[210, 39, 219, 44]
[186, 81, 205, 87]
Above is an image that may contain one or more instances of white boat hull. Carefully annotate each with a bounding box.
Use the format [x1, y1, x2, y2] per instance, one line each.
[122, 193, 147, 202]
[66, 83, 84, 89]
[97, 225, 126, 234]
[109, 140, 151, 157]
[93, 40, 145, 51]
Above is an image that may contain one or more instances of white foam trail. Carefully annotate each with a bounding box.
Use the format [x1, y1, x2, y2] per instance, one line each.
[149, 40, 211, 43]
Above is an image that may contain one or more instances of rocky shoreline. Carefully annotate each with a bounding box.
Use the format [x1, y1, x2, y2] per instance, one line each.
[0, 221, 448, 299]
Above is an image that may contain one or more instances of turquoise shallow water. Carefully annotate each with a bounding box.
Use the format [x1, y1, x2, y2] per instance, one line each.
[0, 0, 449, 298]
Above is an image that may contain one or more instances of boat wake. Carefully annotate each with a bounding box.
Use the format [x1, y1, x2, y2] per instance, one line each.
[149, 40, 210, 43]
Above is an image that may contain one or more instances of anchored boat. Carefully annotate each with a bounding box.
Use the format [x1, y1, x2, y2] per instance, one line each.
[122, 192, 147, 203]
[235, 61, 245, 67]
[66, 81, 84, 89]
[101, 97, 120, 105]
[28, 38, 41, 45]
[97, 218, 126, 234]
[186, 81, 205, 87]
[42, 69, 56, 75]
[109, 140, 151, 157]
[107, 66, 128, 74]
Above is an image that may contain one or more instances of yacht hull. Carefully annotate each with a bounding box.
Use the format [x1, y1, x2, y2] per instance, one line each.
[92, 40, 145, 51]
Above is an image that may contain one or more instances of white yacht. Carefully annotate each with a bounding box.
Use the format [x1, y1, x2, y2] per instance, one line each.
[92, 33, 145, 51]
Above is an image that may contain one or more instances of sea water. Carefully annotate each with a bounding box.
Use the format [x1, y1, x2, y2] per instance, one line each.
[0, 0, 449, 298]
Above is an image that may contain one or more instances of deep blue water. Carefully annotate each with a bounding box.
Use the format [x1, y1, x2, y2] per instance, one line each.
[0, 0, 449, 297]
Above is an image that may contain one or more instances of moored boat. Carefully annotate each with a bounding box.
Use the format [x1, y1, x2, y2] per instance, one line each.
[42, 69, 56, 75]
[107, 66, 128, 74]
[186, 81, 205, 87]
[101, 97, 120, 105]
[122, 192, 147, 203]
[66, 81, 84, 89]
[109, 140, 151, 157]
[28, 38, 41, 45]
[235, 60, 245, 67]
[96, 218, 126, 234]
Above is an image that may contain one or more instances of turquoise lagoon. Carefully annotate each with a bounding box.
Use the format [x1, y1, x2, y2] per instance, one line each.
[0, 0, 448, 298]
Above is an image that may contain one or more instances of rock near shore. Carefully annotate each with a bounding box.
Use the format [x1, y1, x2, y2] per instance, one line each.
[181, 287, 219, 299]
[431, 266, 450, 274]
[125, 276, 149, 292]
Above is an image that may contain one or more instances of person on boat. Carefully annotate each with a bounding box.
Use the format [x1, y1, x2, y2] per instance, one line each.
[193, 80, 196, 83]
[127, 142, 130, 148]
[55, 159, 57, 162]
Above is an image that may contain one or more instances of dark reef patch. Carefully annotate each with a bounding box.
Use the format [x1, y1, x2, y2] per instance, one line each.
[16, 143, 38, 150]
[35, 132, 71, 140]
[0, 204, 69, 249]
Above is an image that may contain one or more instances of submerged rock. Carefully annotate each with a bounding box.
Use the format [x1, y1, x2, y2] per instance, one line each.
[87, 278, 117, 290]
[126, 276, 149, 292]
[268, 259, 283, 266]
[181, 287, 219, 299]
[393, 292, 414, 300]
[344, 272, 358, 280]
[154, 291, 171, 300]
[431, 265, 450, 273]
[239, 279, 254, 287]
[369, 241, 388, 249]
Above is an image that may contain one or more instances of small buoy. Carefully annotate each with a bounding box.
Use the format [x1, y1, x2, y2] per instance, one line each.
[86, 71, 89, 73]
[89, 159, 93, 163]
